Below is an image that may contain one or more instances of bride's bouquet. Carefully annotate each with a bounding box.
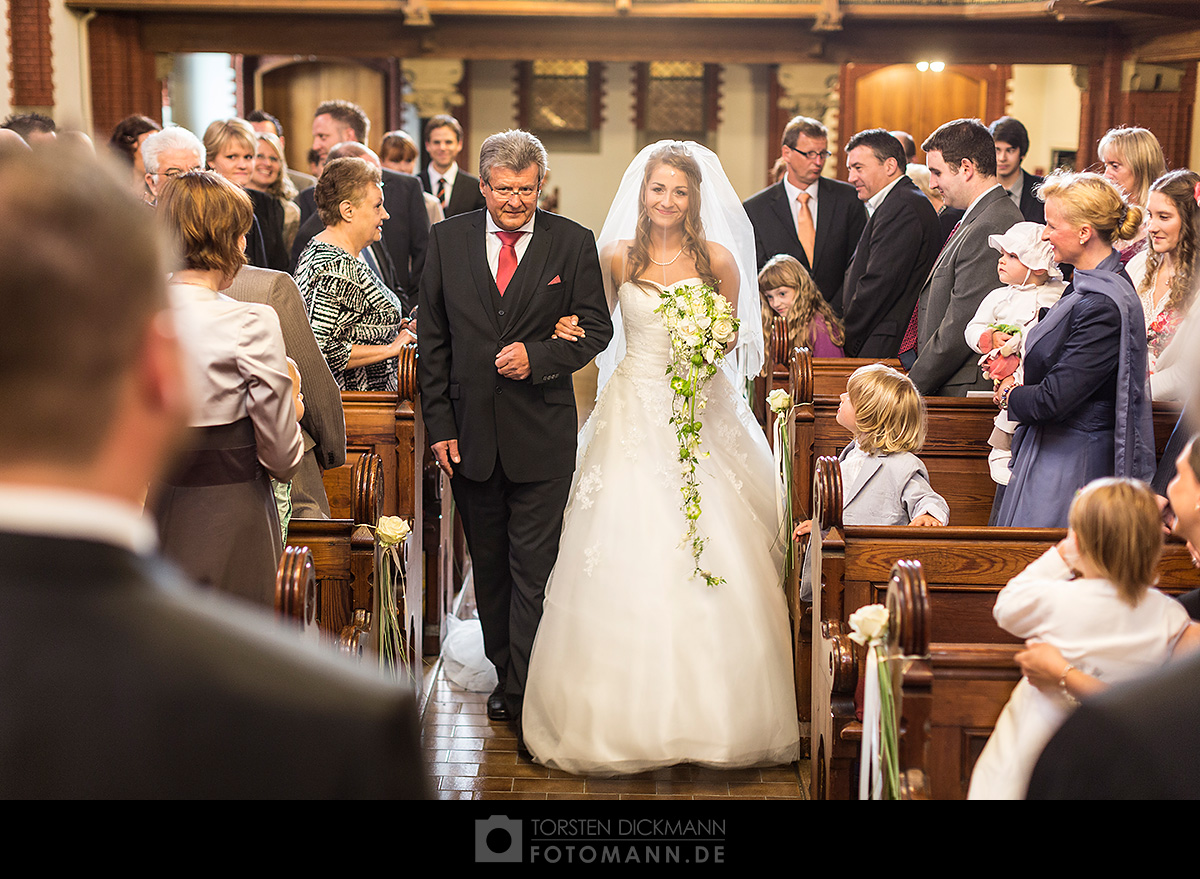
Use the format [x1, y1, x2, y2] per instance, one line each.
[655, 281, 739, 588]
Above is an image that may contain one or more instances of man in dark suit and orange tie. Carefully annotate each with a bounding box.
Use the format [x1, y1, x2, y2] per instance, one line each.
[422, 114, 487, 218]
[418, 130, 612, 728]
[743, 115, 867, 310]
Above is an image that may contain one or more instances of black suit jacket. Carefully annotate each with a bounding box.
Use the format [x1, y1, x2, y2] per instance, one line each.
[1027, 650, 1200, 799]
[248, 189, 290, 272]
[0, 531, 428, 798]
[1017, 170, 1046, 224]
[743, 177, 867, 309]
[838, 176, 941, 358]
[417, 209, 613, 483]
[293, 169, 429, 304]
[423, 167, 487, 218]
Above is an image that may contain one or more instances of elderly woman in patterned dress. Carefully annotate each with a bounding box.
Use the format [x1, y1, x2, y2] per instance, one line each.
[294, 157, 414, 391]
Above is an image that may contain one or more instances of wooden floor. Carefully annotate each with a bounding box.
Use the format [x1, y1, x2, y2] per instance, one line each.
[420, 658, 810, 800]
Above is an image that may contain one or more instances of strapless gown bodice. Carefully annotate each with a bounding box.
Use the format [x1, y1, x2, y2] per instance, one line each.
[521, 278, 800, 776]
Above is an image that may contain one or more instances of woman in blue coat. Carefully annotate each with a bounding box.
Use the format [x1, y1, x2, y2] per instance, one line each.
[994, 171, 1156, 528]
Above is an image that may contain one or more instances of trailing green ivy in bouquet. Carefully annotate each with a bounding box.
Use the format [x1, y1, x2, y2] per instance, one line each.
[374, 515, 412, 682]
[849, 604, 900, 800]
[767, 389, 796, 586]
[654, 281, 738, 588]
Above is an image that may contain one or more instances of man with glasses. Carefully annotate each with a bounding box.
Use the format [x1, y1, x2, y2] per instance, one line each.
[140, 126, 204, 205]
[418, 130, 612, 736]
[743, 115, 867, 311]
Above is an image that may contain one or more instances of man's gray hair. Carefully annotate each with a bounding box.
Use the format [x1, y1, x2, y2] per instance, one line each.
[141, 126, 204, 174]
[478, 130, 549, 185]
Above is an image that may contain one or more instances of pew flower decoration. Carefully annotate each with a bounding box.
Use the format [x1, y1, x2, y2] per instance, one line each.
[373, 515, 412, 682]
[768, 389, 796, 586]
[849, 604, 900, 800]
[655, 281, 739, 588]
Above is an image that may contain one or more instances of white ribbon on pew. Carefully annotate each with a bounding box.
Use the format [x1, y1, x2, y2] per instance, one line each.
[860, 647, 884, 800]
[849, 604, 890, 800]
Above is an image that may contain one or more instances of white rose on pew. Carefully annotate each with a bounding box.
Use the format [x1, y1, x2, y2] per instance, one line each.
[376, 516, 411, 548]
[767, 389, 792, 414]
[848, 604, 889, 646]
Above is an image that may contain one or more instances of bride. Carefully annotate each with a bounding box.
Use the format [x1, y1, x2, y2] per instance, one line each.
[521, 141, 800, 775]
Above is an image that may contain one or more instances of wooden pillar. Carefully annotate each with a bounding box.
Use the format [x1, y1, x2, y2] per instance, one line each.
[1076, 31, 1126, 170]
[7, 0, 54, 110]
[88, 13, 162, 137]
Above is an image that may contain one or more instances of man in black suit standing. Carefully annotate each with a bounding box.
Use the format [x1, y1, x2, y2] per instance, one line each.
[903, 118, 1024, 396]
[296, 100, 429, 309]
[422, 113, 487, 218]
[743, 115, 867, 310]
[418, 130, 612, 728]
[838, 129, 942, 358]
[990, 116, 1045, 224]
[0, 145, 427, 798]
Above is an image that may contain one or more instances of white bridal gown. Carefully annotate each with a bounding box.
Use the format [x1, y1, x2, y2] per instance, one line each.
[522, 278, 801, 775]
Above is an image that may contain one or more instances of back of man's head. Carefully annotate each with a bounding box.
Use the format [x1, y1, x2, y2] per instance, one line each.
[890, 130, 917, 163]
[0, 147, 167, 465]
[327, 141, 381, 169]
[314, 100, 370, 144]
[1, 113, 56, 141]
[922, 118, 997, 177]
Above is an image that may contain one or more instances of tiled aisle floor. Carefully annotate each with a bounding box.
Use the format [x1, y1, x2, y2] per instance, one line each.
[421, 664, 810, 800]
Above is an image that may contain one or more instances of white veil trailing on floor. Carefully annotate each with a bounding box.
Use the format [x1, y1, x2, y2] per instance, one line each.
[594, 140, 764, 395]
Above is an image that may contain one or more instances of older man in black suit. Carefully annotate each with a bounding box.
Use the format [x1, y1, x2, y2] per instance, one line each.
[990, 116, 1045, 224]
[903, 118, 1024, 396]
[837, 129, 942, 358]
[743, 115, 867, 310]
[0, 145, 427, 798]
[418, 130, 612, 727]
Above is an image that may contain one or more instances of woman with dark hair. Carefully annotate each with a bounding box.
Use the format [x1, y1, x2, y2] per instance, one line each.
[993, 171, 1155, 527]
[523, 141, 798, 775]
[294, 156, 413, 391]
[108, 114, 160, 199]
[151, 170, 303, 607]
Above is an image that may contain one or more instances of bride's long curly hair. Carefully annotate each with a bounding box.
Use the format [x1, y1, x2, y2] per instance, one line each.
[624, 143, 718, 292]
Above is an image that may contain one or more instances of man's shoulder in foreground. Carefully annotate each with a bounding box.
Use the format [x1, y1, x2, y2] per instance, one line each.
[0, 532, 429, 799]
[818, 176, 860, 199]
[1028, 651, 1200, 799]
[743, 180, 784, 209]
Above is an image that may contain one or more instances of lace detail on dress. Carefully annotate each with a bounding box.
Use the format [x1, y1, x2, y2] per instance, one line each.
[576, 465, 604, 510]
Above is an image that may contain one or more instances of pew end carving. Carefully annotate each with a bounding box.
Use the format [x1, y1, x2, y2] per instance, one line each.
[275, 544, 318, 637]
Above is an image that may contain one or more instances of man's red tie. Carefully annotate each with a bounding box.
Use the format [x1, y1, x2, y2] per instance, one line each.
[496, 230, 523, 295]
[899, 220, 961, 355]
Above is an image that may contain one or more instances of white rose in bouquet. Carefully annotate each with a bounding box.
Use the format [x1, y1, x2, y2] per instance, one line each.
[712, 318, 735, 343]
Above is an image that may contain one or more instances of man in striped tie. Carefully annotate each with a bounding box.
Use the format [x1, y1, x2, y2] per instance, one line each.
[422, 114, 486, 218]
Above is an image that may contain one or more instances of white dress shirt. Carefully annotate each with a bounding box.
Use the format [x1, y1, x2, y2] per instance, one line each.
[783, 176, 819, 233]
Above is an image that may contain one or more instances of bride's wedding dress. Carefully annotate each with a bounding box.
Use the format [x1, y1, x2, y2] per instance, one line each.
[522, 277, 801, 776]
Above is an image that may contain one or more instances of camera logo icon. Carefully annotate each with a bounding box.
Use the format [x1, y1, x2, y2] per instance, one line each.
[476, 815, 523, 862]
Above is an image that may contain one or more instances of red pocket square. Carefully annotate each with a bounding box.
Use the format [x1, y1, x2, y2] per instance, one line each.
[548, 275, 562, 285]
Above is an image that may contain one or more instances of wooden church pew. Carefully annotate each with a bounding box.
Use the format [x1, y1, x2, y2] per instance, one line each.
[810, 457, 1198, 799]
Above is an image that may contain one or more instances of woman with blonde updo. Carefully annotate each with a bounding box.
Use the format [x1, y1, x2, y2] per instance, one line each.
[993, 171, 1156, 527]
[1097, 126, 1166, 265]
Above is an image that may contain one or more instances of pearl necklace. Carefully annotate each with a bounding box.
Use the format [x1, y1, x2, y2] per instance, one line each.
[649, 248, 683, 267]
